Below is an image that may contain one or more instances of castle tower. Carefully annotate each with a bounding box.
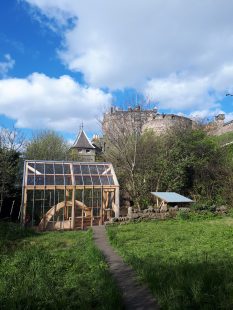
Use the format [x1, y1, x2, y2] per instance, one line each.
[70, 127, 96, 162]
[214, 114, 225, 126]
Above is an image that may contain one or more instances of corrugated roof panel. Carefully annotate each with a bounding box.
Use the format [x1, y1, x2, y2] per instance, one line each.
[151, 192, 193, 203]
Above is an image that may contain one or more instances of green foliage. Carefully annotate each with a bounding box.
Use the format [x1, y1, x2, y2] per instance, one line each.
[0, 148, 20, 201]
[105, 126, 230, 207]
[0, 222, 122, 309]
[214, 131, 233, 146]
[25, 130, 69, 160]
[107, 219, 233, 309]
[0, 128, 22, 204]
[176, 209, 190, 220]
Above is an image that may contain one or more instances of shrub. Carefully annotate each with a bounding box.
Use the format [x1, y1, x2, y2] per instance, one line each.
[176, 209, 190, 220]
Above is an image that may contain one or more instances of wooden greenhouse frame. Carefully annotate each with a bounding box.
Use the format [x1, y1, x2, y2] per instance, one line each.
[21, 160, 119, 231]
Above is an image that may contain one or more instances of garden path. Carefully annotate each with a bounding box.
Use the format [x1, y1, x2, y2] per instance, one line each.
[92, 226, 159, 310]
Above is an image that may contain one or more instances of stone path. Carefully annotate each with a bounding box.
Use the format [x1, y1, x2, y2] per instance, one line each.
[92, 226, 160, 310]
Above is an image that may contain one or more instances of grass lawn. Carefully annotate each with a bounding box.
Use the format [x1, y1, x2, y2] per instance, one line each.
[0, 222, 122, 310]
[107, 217, 233, 310]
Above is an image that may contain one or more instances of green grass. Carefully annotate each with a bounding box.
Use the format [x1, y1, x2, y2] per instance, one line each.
[107, 218, 233, 309]
[0, 222, 122, 310]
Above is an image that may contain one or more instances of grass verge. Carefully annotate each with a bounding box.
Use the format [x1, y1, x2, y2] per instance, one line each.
[0, 221, 122, 310]
[107, 218, 233, 309]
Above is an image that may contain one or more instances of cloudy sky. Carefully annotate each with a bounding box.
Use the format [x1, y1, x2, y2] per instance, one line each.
[1, 0, 233, 139]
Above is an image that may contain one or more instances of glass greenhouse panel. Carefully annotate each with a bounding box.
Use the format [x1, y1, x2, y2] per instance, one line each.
[89, 165, 98, 174]
[75, 175, 83, 185]
[80, 165, 90, 175]
[25, 161, 117, 187]
[35, 163, 44, 174]
[73, 164, 81, 174]
[45, 164, 54, 174]
[54, 164, 63, 174]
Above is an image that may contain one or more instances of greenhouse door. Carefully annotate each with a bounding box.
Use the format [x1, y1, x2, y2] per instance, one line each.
[103, 190, 115, 222]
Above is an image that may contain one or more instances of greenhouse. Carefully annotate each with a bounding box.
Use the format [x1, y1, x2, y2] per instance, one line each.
[21, 160, 119, 231]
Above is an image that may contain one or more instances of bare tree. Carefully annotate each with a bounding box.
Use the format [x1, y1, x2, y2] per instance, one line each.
[0, 127, 25, 151]
[0, 127, 25, 213]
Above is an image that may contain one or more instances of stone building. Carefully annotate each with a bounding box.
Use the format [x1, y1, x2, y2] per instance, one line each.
[102, 106, 193, 137]
[70, 128, 96, 162]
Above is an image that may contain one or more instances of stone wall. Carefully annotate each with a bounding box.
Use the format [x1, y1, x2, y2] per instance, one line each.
[102, 108, 155, 136]
[209, 121, 233, 136]
[207, 114, 233, 136]
[103, 107, 193, 137]
[70, 148, 96, 162]
[103, 109, 233, 138]
[142, 114, 193, 135]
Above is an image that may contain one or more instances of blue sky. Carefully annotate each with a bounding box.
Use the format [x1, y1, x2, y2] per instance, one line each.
[1, 0, 233, 142]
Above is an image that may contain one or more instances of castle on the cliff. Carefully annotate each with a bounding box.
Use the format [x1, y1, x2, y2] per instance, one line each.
[103, 105, 193, 137]
[102, 106, 232, 137]
[71, 107, 233, 162]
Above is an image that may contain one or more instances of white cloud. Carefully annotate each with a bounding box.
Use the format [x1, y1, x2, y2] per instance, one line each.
[0, 73, 112, 132]
[189, 109, 223, 122]
[144, 73, 215, 111]
[144, 63, 233, 112]
[23, 0, 233, 91]
[189, 109, 233, 124]
[0, 54, 15, 77]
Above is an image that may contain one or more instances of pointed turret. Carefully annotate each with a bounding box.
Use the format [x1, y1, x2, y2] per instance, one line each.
[73, 129, 95, 149]
[71, 126, 96, 162]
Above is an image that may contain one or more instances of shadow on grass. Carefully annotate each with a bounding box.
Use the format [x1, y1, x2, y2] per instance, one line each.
[127, 255, 233, 310]
[0, 220, 38, 253]
[0, 223, 124, 310]
[1, 272, 122, 310]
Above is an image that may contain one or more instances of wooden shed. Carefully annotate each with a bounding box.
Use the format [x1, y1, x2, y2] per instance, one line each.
[21, 160, 119, 230]
[151, 192, 193, 209]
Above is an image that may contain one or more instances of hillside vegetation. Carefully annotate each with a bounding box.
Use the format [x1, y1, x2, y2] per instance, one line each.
[104, 127, 233, 208]
[108, 218, 233, 309]
[214, 131, 233, 146]
[0, 222, 122, 310]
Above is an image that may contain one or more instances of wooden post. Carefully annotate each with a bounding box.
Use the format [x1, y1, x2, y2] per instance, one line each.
[23, 187, 27, 225]
[114, 187, 120, 218]
[71, 188, 75, 230]
[101, 190, 105, 225]
[103, 190, 109, 221]
[81, 209, 84, 230]
[21, 161, 28, 226]
[65, 189, 69, 219]
[110, 191, 114, 218]
[91, 187, 94, 227]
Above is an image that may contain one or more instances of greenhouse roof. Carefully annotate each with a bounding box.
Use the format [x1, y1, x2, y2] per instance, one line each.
[23, 160, 119, 187]
[151, 192, 193, 203]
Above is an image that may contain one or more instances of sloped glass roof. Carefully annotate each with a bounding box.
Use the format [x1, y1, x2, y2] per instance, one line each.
[24, 160, 118, 187]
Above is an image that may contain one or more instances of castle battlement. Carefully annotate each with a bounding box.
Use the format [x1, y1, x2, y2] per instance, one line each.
[103, 107, 233, 138]
[103, 106, 193, 136]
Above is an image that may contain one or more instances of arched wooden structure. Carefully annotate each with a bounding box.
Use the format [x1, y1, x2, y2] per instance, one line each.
[38, 200, 92, 231]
